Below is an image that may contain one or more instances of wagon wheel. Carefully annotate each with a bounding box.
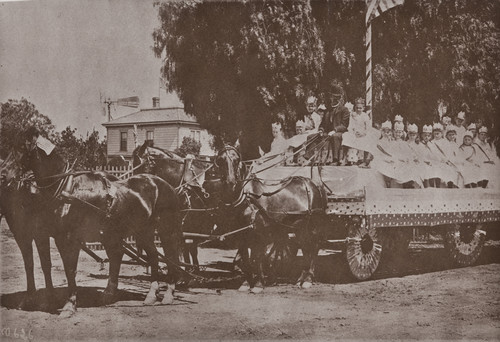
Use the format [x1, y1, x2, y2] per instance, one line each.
[377, 228, 412, 271]
[264, 237, 299, 283]
[345, 222, 382, 281]
[442, 223, 486, 267]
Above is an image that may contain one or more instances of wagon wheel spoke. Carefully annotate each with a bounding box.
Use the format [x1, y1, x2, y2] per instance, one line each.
[345, 222, 382, 281]
[442, 223, 486, 267]
[264, 238, 298, 283]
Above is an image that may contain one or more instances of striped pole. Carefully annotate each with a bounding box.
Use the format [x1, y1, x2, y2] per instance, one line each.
[365, 0, 378, 126]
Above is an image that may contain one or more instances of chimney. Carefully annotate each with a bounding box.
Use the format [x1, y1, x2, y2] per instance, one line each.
[152, 97, 160, 108]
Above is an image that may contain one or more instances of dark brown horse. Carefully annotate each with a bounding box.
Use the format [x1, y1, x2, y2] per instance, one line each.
[13, 132, 182, 317]
[0, 153, 54, 310]
[215, 146, 329, 293]
[132, 142, 216, 266]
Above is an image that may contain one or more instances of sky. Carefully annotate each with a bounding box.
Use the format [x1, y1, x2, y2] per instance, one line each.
[0, 0, 182, 138]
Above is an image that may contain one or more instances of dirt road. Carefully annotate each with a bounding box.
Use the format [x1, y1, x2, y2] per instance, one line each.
[1, 221, 499, 341]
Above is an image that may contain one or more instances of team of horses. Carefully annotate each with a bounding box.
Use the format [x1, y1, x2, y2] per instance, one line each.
[0, 131, 330, 317]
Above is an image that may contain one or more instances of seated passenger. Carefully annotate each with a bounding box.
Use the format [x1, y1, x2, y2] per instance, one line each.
[268, 122, 287, 155]
[467, 123, 477, 140]
[296, 120, 306, 135]
[441, 116, 452, 131]
[417, 124, 447, 188]
[318, 83, 350, 166]
[303, 96, 322, 133]
[459, 131, 487, 188]
[343, 98, 370, 166]
[394, 115, 407, 140]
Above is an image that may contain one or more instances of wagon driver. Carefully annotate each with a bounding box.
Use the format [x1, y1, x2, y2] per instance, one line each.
[318, 84, 350, 165]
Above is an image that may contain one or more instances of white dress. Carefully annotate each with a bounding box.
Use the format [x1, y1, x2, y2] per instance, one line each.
[458, 145, 484, 184]
[342, 112, 372, 162]
[371, 138, 421, 185]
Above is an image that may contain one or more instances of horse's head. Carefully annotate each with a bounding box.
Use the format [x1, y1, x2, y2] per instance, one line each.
[215, 145, 245, 194]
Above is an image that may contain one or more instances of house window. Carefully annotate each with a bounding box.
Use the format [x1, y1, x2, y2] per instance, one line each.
[120, 131, 128, 151]
[190, 130, 201, 143]
[146, 130, 154, 146]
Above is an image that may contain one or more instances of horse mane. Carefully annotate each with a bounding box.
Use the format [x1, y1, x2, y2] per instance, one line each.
[133, 141, 183, 162]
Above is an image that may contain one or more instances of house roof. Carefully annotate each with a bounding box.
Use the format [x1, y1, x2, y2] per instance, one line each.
[102, 107, 199, 127]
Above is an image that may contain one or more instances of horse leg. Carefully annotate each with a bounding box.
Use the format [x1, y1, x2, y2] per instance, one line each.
[157, 211, 181, 305]
[250, 241, 265, 294]
[54, 235, 81, 318]
[101, 236, 124, 305]
[237, 244, 252, 292]
[139, 236, 161, 306]
[34, 234, 55, 311]
[190, 243, 199, 268]
[15, 237, 36, 310]
[298, 239, 319, 289]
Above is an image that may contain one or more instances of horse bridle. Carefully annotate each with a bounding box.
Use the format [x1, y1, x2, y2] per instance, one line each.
[215, 146, 244, 182]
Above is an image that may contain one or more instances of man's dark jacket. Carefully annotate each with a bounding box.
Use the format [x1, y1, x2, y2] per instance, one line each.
[318, 105, 350, 133]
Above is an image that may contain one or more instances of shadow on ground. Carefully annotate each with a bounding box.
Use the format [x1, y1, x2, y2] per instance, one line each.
[0, 287, 145, 314]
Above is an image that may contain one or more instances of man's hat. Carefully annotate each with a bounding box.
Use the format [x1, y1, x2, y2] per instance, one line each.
[456, 111, 465, 120]
[433, 123, 443, 131]
[331, 84, 344, 97]
[467, 123, 476, 130]
[422, 125, 433, 133]
[479, 126, 488, 134]
[407, 124, 418, 133]
[295, 120, 305, 128]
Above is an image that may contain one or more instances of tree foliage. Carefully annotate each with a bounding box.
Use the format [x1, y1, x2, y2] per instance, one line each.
[175, 136, 202, 157]
[372, 0, 500, 126]
[153, 0, 324, 158]
[1, 98, 106, 168]
[0, 98, 56, 159]
[153, 0, 500, 156]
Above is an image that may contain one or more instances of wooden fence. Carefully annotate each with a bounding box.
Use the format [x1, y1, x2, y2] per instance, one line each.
[95, 165, 134, 179]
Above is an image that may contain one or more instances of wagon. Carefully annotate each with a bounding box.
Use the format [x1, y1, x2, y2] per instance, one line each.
[254, 165, 500, 280]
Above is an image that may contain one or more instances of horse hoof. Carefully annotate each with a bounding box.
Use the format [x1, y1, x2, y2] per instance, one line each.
[58, 302, 76, 318]
[144, 281, 159, 305]
[250, 287, 263, 294]
[238, 281, 250, 292]
[301, 281, 313, 289]
[161, 292, 174, 305]
[143, 294, 157, 306]
[59, 309, 75, 319]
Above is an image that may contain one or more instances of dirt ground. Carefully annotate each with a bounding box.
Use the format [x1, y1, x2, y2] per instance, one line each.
[1, 220, 499, 341]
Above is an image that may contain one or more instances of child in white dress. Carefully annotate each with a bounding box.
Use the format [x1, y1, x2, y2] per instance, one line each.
[344, 98, 370, 165]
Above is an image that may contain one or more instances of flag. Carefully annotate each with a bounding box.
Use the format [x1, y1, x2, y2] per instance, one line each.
[367, 0, 404, 22]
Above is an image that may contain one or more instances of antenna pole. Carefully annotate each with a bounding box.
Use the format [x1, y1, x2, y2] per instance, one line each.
[104, 98, 113, 121]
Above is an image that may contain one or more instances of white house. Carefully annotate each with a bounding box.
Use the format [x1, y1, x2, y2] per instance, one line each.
[102, 98, 214, 161]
